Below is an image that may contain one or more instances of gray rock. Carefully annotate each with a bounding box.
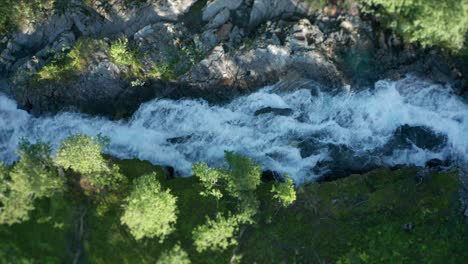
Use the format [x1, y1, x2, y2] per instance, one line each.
[202, 0, 243, 21]
[254, 107, 293, 116]
[206, 8, 231, 29]
[249, 0, 314, 28]
[288, 19, 324, 51]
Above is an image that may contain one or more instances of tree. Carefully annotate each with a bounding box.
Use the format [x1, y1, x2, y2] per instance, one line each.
[56, 134, 108, 175]
[224, 152, 261, 198]
[271, 175, 296, 207]
[55, 134, 123, 191]
[157, 244, 191, 264]
[192, 162, 225, 200]
[361, 0, 468, 51]
[192, 213, 239, 252]
[121, 173, 178, 241]
[0, 142, 63, 225]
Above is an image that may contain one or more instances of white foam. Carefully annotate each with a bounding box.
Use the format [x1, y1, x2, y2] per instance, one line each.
[0, 76, 467, 182]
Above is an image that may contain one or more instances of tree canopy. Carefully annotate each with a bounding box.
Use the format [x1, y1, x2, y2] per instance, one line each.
[271, 175, 296, 207]
[192, 213, 240, 252]
[121, 173, 178, 241]
[0, 142, 64, 225]
[156, 244, 191, 264]
[361, 0, 468, 51]
[55, 134, 123, 191]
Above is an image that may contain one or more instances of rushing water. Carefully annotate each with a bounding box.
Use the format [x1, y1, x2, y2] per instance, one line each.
[0, 76, 467, 182]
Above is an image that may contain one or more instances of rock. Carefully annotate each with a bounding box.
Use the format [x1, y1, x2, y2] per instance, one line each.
[217, 22, 233, 41]
[340, 20, 354, 32]
[288, 19, 324, 50]
[167, 135, 193, 144]
[402, 223, 414, 232]
[206, 8, 231, 29]
[202, 0, 243, 21]
[249, 0, 315, 28]
[254, 107, 293, 116]
[425, 159, 446, 168]
[464, 208, 468, 217]
[261, 170, 285, 182]
[162, 166, 176, 180]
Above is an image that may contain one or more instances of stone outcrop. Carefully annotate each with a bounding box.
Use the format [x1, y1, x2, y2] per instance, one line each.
[0, 0, 465, 117]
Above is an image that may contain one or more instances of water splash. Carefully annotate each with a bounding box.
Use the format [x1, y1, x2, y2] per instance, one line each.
[0, 76, 467, 182]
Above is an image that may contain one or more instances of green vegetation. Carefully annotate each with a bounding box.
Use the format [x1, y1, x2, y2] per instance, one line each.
[110, 38, 144, 79]
[361, 0, 468, 51]
[56, 134, 124, 192]
[0, 135, 466, 263]
[0, 142, 63, 225]
[157, 244, 191, 264]
[35, 38, 108, 84]
[0, 0, 58, 36]
[192, 213, 240, 252]
[121, 173, 178, 241]
[271, 175, 296, 207]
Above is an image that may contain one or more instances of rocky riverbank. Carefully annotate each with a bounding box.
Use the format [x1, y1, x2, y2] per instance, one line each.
[0, 0, 466, 117]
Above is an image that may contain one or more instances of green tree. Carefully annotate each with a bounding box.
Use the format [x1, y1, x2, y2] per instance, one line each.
[156, 244, 191, 264]
[56, 134, 108, 175]
[192, 213, 239, 252]
[192, 162, 225, 200]
[224, 152, 261, 198]
[121, 173, 178, 241]
[271, 175, 296, 207]
[361, 0, 468, 51]
[55, 134, 123, 191]
[0, 142, 63, 225]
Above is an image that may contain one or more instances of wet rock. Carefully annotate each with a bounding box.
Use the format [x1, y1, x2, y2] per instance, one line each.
[425, 159, 447, 168]
[254, 107, 293, 116]
[162, 166, 176, 180]
[167, 134, 193, 144]
[387, 125, 447, 152]
[261, 170, 285, 182]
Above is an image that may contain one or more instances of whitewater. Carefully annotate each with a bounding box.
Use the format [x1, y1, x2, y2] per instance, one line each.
[0, 76, 467, 182]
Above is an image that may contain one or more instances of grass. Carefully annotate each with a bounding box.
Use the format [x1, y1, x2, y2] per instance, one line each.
[1, 159, 466, 263]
